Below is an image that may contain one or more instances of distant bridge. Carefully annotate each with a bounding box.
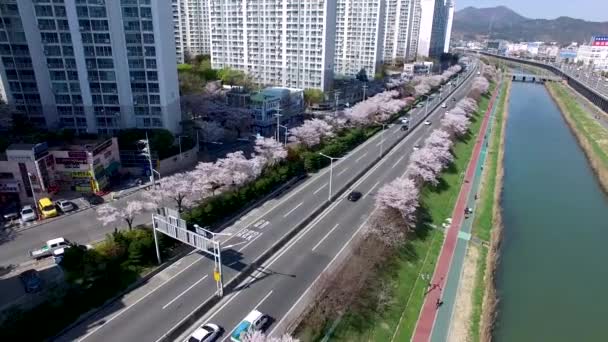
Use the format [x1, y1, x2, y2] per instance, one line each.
[508, 73, 563, 83]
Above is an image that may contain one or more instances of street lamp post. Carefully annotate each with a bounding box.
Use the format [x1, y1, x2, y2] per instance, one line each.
[319, 153, 341, 202]
[274, 111, 283, 142]
[362, 84, 367, 100]
[178, 135, 187, 159]
[139, 133, 160, 188]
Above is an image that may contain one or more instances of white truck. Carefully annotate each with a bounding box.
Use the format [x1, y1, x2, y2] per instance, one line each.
[29, 238, 70, 260]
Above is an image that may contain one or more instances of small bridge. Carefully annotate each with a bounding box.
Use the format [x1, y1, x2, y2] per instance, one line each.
[509, 73, 562, 83]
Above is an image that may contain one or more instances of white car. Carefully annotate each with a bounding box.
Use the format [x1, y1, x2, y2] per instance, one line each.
[413, 143, 421, 150]
[187, 323, 221, 342]
[230, 310, 269, 342]
[56, 200, 75, 213]
[20, 205, 37, 223]
[424, 120, 431, 125]
[400, 117, 409, 124]
[441, 103, 447, 108]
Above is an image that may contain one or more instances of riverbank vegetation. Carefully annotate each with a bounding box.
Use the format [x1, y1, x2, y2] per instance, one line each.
[546, 82, 608, 193]
[295, 68, 498, 341]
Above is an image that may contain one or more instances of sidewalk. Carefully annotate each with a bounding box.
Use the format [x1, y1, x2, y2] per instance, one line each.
[412, 84, 500, 342]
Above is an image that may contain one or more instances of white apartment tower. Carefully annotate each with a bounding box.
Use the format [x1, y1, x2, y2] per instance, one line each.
[383, 0, 419, 63]
[173, 0, 211, 63]
[0, 0, 181, 134]
[417, 0, 453, 58]
[334, 0, 386, 78]
[209, 0, 337, 92]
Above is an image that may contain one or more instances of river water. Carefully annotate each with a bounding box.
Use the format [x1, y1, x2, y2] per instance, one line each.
[494, 82, 608, 341]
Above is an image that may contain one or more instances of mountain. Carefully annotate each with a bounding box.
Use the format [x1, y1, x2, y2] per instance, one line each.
[453, 6, 608, 45]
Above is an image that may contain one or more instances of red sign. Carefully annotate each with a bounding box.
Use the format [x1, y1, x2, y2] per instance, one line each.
[592, 36, 608, 46]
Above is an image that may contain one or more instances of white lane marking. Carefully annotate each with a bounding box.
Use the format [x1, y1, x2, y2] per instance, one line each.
[162, 275, 209, 309]
[313, 183, 327, 194]
[312, 224, 341, 252]
[365, 181, 380, 198]
[391, 155, 406, 169]
[237, 231, 264, 252]
[77, 256, 203, 341]
[337, 167, 349, 176]
[283, 202, 303, 218]
[355, 152, 368, 162]
[223, 240, 248, 249]
[268, 212, 374, 338]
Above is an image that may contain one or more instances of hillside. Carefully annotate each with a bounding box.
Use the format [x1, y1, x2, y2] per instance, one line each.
[453, 6, 608, 45]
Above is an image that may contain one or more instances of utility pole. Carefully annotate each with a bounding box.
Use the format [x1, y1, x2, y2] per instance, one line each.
[319, 153, 341, 201]
[27, 172, 38, 209]
[362, 84, 367, 101]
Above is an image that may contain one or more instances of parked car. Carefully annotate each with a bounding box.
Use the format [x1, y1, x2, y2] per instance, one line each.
[230, 310, 269, 342]
[186, 323, 221, 342]
[20, 205, 37, 223]
[19, 269, 42, 293]
[56, 200, 75, 213]
[38, 197, 58, 219]
[84, 194, 104, 205]
[347, 191, 362, 202]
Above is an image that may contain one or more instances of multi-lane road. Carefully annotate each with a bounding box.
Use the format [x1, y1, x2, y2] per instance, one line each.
[54, 65, 478, 342]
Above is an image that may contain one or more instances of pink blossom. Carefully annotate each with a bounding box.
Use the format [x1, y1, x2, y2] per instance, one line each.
[254, 137, 287, 166]
[441, 112, 470, 137]
[288, 119, 334, 147]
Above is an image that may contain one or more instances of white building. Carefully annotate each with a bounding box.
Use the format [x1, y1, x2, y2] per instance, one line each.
[208, 0, 337, 92]
[576, 45, 608, 72]
[417, 0, 452, 58]
[334, 0, 386, 78]
[382, 0, 419, 63]
[173, 0, 211, 63]
[0, 0, 181, 134]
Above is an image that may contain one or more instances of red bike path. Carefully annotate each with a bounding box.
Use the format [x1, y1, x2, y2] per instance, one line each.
[411, 85, 500, 342]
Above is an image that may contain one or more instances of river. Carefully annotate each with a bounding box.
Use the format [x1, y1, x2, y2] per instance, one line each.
[494, 81, 608, 341]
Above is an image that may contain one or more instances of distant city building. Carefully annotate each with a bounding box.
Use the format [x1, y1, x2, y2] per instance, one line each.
[0, 139, 120, 205]
[487, 40, 508, 55]
[208, 0, 337, 92]
[417, 0, 453, 58]
[403, 61, 433, 75]
[575, 36, 608, 71]
[334, 0, 386, 78]
[172, 0, 210, 63]
[0, 0, 181, 134]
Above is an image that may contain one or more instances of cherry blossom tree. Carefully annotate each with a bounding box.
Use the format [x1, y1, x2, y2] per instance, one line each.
[457, 97, 478, 116]
[406, 147, 446, 186]
[215, 151, 259, 187]
[441, 112, 470, 137]
[144, 172, 201, 212]
[469, 76, 490, 100]
[198, 120, 225, 143]
[254, 137, 287, 167]
[414, 82, 431, 96]
[288, 118, 334, 147]
[375, 177, 419, 223]
[425, 129, 453, 151]
[96, 200, 154, 230]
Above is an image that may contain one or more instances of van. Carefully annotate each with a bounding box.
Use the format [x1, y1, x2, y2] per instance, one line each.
[38, 197, 58, 219]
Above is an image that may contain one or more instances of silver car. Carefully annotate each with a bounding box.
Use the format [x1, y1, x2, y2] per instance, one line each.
[20, 205, 37, 223]
[187, 323, 221, 342]
[56, 200, 75, 213]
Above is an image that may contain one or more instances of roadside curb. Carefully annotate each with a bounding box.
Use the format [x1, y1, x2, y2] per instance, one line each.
[158, 69, 476, 342]
[50, 246, 192, 341]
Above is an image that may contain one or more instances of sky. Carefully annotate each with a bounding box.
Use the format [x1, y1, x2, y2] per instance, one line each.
[455, 0, 607, 22]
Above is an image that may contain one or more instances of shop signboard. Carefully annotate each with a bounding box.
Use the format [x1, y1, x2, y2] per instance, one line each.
[0, 181, 19, 193]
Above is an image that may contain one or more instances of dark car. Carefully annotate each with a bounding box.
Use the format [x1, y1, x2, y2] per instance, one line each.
[400, 124, 409, 131]
[452, 97, 456, 102]
[347, 191, 362, 202]
[84, 194, 104, 205]
[19, 269, 42, 293]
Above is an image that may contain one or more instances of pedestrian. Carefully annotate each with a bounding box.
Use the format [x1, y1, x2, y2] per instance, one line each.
[436, 298, 444, 309]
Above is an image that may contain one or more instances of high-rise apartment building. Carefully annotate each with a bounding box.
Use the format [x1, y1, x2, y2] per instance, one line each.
[208, 0, 337, 92]
[334, 0, 386, 78]
[383, 0, 419, 64]
[173, 0, 210, 63]
[416, 0, 452, 58]
[0, 0, 181, 134]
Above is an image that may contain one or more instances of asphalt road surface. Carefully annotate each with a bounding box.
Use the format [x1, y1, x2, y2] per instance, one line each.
[54, 65, 478, 342]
